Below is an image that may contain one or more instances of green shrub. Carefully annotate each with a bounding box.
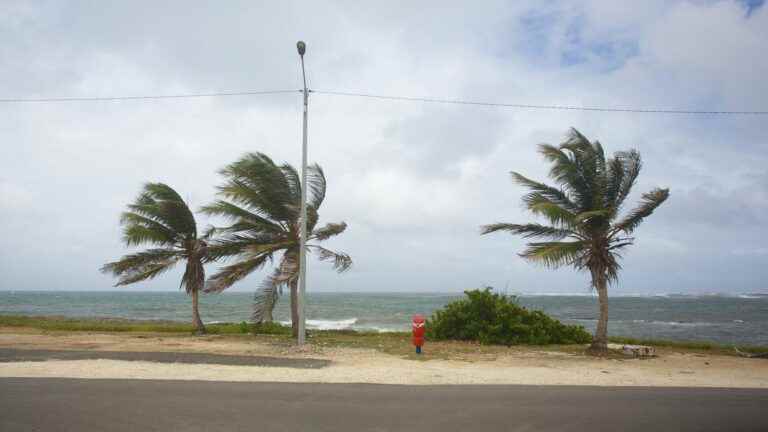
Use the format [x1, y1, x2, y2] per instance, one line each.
[238, 321, 250, 334]
[425, 288, 591, 345]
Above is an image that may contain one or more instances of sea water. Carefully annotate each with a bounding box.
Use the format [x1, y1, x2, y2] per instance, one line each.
[1, 291, 767, 346]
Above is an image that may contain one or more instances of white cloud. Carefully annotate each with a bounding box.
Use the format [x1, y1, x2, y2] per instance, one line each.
[1, 0, 766, 294]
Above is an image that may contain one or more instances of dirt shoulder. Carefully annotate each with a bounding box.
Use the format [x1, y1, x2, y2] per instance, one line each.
[1, 328, 767, 387]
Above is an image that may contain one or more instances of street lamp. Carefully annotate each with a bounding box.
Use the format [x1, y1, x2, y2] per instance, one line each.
[296, 41, 308, 345]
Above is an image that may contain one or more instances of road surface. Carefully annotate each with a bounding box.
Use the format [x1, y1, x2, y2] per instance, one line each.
[0, 348, 329, 368]
[2, 378, 767, 431]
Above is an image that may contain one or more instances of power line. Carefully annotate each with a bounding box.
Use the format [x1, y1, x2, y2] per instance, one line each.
[0, 89, 300, 103]
[1, 87, 765, 115]
[311, 90, 768, 115]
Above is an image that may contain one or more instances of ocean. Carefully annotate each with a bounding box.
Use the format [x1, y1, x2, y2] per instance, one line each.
[1, 291, 767, 346]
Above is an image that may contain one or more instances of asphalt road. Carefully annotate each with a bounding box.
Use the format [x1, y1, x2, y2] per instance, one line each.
[2, 378, 767, 431]
[0, 348, 330, 368]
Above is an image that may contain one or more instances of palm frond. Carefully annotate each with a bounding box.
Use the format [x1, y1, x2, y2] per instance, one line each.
[120, 213, 178, 246]
[216, 153, 299, 222]
[205, 253, 274, 293]
[527, 199, 578, 227]
[204, 234, 285, 261]
[604, 155, 625, 212]
[127, 183, 196, 238]
[481, 223, 575, 240]
[611, 188, 670, 235]
[312, 222, 348, 241]
[512, 172, 578, 213]
[200, 200, 283, 234]
[252, 253, 299, 322]
[519, 241, 587, 269]
[612, 150, 642, 211]
[252, 274, 282, 323]
[200, 225, 217, 241]
[573, 209, 611, 224]
[309, 245, 353, 272]
[304, 205, 320, 233]
[307, 164, 327, 209]
[537, 144, 592, 211]
[280, 163, 301, 201]
[100, 249, 182, 286]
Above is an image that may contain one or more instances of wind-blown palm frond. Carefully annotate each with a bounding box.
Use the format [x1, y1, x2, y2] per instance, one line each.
[200, 200, 283, 234]
[252, 253, 297, 323]
[119, 213, 178, 246]
[309, 245, 353, 272]
[205, 253, 274, 293]
[101, 249, 182, 285]
[307, 164, 327, 209]
[611, 188, 670, 235]
[216, 153, 298, 222]
[482, 129, 669, 352]
[513, 173, 579, 213]
[519, 241, 587, 269]
[312, 222, 348, 241]
[127, 183, 197, 238]
[612, 150, 642, 212]
[481, 223, 575, 240]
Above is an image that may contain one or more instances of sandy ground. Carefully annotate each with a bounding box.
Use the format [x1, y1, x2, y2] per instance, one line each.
[1, 330, 767, 387]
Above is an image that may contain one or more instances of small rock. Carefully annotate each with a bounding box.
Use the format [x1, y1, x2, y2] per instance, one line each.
[622, 344, 656, 358]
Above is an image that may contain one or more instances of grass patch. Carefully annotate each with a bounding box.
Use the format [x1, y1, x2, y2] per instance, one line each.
[0, 315, 250, 335]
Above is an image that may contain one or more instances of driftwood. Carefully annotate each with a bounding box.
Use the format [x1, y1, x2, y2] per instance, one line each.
[734, 347, 768, 358]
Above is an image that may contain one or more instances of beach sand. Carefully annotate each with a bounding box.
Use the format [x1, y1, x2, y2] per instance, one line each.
[1, 329, 767, 387]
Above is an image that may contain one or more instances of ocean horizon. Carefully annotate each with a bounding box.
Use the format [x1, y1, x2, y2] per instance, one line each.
[2, 290, 767, 346]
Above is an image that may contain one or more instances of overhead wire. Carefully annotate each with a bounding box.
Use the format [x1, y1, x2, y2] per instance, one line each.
[1, 87, 766, 116]
[0, 89, 300, 103]
[309, 90, 768, 115]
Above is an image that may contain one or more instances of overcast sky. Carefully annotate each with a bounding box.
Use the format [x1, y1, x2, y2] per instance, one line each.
[1, 0, 766, 295]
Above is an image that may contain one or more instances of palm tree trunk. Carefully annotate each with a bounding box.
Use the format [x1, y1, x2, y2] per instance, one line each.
[589, 267, 608, 353]
[191, 289, 206, 335]
[262, 304, 274, 323]
[290, 278, 299, 338]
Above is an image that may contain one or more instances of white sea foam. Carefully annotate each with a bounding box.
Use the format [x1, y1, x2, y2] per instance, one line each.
[279, 318, 358, 330]
[629, 319, 718, 327]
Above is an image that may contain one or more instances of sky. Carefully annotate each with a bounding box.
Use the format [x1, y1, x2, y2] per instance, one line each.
[0, 0, 766, 295]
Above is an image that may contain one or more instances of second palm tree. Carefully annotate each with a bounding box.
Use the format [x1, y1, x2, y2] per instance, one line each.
[202, 153, 351, 337]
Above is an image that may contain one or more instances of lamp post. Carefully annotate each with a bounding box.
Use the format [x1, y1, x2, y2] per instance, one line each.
[296, 40, 308, 345]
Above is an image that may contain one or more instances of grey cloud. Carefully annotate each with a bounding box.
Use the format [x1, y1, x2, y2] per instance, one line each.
[1, 1, 767, 295]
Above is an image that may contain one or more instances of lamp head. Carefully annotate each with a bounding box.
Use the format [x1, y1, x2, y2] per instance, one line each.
[296, 41, 306, 56]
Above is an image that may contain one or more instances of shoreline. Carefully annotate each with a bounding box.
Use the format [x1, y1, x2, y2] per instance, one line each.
[1, 322, 768, 388]
[2, 314, 767, 354]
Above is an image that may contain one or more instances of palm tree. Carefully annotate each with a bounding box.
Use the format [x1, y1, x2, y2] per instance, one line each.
[101, 183, 212, 334]
[481, 129, 669, 353]
[201, 153, 351, 337]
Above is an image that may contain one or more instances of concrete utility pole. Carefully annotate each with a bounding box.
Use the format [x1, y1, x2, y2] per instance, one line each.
[296, 40, 308, 345]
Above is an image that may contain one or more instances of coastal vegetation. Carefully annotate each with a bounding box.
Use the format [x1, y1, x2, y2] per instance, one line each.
[100, 183, 213, 334]
[201, 153, 352, 337]
[426, 288, 591, 345]
[2, 315, 766, 359]
[482, 129, 669, 354]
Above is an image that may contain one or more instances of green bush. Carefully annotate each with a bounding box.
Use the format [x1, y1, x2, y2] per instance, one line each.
[426, 288, 591, 345]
